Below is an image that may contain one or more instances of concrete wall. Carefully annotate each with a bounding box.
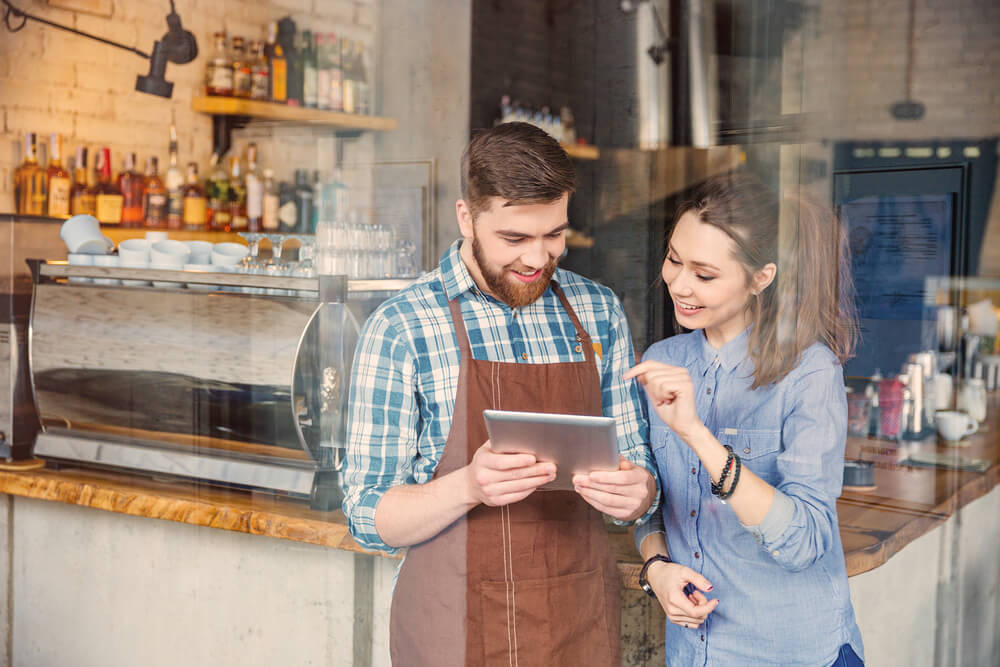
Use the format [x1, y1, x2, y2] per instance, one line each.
[848, 485, 1000, 667]
[782, 0, 1000, 276]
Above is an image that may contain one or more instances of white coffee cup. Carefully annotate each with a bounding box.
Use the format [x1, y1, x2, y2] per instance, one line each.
[91, 253, 120, 285]
[211, 242, 249, 266]
[60, 215, 104, 253]
[150, 240, 191, 267]
[935, 410, 977, 443]
[66, 252, 94, 283]
[145, 231, 170, 243]
[150, 240, 191, 288]
[183, 240, 213, 265]
[118, 238, 151, 265]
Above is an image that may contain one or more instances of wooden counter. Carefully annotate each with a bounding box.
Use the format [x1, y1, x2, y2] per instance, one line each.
[0, 393, 995, 587]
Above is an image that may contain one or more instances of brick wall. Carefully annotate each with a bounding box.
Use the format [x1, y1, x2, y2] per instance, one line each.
[0, 0, 377, 213]
[782, 0, 1000, 276]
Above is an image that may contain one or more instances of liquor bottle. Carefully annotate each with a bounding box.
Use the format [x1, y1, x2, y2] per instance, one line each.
[250, 40, 270, 101]
[355, 41, 369, 115]
[245, 143, 263, 232]
[141, 155, 168, 228]
[45, 133, 71, 217]
[301, 30, 317, 108]
[182, 162, 207, 230]
[266, 21, 287, 103]
[118, 152, 145, 227]
[165, 125, 184, 229]
[262, 168, 280, 231]
[277, 17, 300, 106]
[70, 147, 96, 216]
[228, 155, 248, 231]
[341, 37, 355, 114]
[207, 152, 231, 231]
[14, 132, 46, 216]
[328, 33, 343, 112]
[315, 33, 330, 111]
[293, 169, 314, 233]
[231, 37, 252, 99]
[278, 181, 298, 232]
[90, 147, 123, 225]
[206, 31, 233, 96]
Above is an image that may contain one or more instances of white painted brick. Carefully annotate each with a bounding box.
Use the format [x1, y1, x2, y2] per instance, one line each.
[76, 13, 138, 49]
[0, 78, 52, 111]
[4, 108, 76, 137]
[75, 62, 134, 93]
[114, 94, 174, 126]
[43, 31, 111, 67]
[0, 26, 45, 59]
[52, 87, 115, 117]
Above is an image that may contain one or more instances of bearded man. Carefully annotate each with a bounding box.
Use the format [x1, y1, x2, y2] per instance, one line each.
[342, 122, 657, 666]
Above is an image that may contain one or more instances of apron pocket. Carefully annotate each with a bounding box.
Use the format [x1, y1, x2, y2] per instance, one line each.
[479, 567, 612, 667]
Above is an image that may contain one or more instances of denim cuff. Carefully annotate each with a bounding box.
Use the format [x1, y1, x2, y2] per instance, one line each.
[741, 488, 795, 546]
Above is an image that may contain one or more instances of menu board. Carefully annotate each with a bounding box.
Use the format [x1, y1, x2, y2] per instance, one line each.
[841, 194, 953, 320]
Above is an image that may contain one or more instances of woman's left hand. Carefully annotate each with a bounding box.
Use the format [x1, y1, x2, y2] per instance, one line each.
[573, 457, 656, 521]
[625, 361, 702, 439]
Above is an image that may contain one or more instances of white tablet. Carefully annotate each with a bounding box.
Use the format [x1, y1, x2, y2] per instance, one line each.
[482, 409, 620, 491]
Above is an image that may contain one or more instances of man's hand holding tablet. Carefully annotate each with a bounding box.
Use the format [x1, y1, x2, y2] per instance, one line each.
[482, 410, 655, 521]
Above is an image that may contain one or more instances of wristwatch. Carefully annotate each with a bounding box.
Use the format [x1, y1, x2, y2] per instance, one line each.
[638, 554, 672, 599]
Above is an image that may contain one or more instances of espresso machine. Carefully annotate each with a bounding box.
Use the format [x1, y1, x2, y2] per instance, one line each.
[27, 259, 408, 510]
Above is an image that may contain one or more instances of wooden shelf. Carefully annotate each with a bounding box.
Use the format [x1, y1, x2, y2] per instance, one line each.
[192, 96, 398, 132]
[562, 143, 599, 160]
[102, 228, 248, 245]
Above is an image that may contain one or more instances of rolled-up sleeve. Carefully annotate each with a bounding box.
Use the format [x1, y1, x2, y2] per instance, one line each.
[602, 295, 659, 525]
[341, 310, 417, 555]
[742, 364, 847, 571]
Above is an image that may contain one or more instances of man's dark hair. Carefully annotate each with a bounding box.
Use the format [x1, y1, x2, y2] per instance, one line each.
[460, 122, 576, 219]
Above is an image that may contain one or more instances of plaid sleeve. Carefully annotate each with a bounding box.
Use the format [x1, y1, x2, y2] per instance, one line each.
[342, 305, 418, 555]
[601, 292, 660, 525]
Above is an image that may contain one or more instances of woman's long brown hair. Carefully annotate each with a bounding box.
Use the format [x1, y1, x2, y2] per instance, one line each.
[669, 172, 858, 389]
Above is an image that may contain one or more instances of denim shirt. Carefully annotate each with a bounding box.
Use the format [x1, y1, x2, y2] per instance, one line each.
[634, 328, 864, 666]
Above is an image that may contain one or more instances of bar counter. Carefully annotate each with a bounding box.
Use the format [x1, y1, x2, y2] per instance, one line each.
[0, 390, 996, 584]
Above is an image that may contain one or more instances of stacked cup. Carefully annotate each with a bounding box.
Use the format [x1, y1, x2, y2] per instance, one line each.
[61, 215, 114, 283]
[117, 238, 152, 287]
[149, 240, 191, 288]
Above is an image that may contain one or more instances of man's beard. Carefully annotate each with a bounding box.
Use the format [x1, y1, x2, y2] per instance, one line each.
[471, 234, 558, 308]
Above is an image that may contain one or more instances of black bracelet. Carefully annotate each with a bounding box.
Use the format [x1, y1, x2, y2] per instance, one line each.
[717, 452, 742, 500]
[638, 554, 672, 599]
[711, 445, 735, 495]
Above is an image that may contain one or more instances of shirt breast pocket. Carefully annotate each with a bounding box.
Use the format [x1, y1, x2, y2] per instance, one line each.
[719, 429, 782, 485]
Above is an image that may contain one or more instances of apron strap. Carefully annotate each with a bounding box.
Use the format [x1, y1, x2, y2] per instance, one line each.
[551, 282, 597, 367]
[447, 294, 473, 358]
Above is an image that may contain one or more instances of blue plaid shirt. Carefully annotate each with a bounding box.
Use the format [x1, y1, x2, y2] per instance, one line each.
[343, 240, 656, 554]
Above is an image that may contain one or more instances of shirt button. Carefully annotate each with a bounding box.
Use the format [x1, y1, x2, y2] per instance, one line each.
[574, 344, 582, 353]
[706, 387, 712, 395]
[772, 550, 780, 557]
[520, 352, 528, 360]
[690, 510, 696, 517]
[691, 467, 697, 475]
[701, 634, 705, 642]
[744, 447, 751, 454]
[694, 552, 700, 558]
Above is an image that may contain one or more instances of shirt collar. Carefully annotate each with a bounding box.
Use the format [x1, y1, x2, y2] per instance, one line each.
[439, 240, 478, 300]
[699, 326, 751, 374]
[438, 238, 561, 304]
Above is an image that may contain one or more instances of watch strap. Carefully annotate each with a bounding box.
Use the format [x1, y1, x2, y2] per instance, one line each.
[638, 554, 672, 599]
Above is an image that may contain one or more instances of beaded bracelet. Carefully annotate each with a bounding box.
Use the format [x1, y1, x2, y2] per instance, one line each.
[711, 445, 736, 496]
[717, 452, 742, 500]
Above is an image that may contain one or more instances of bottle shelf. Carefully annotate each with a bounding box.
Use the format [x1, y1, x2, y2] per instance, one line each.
[192, 97, 398, 132]
[561, 143, 599, 160]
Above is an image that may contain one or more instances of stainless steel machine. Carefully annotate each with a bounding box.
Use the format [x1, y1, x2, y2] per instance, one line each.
[27, 260, 408, 510]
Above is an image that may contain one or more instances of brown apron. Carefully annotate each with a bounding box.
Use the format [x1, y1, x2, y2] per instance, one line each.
[389, 283, 621, 666]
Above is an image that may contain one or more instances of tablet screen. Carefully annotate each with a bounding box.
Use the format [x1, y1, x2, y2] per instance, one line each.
[482, 409, 620, 491]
